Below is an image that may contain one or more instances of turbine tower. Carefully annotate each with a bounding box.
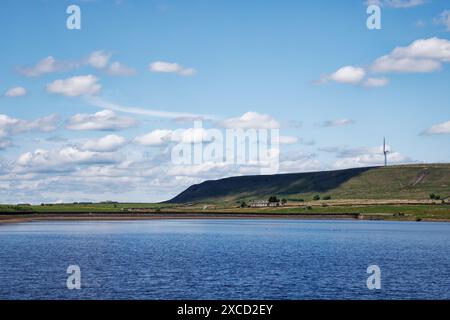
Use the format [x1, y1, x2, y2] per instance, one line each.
[383, 137, 389, 166]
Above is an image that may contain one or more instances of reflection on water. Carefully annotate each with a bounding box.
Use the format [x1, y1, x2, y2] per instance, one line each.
[0, 219, 449, 299]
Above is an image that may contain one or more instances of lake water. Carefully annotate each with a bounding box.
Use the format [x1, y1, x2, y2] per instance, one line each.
[0, 219, 449, 300]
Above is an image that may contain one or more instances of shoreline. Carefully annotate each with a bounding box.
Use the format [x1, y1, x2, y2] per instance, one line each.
[0, 212, 360, 224]
[1, 212, 449, 224]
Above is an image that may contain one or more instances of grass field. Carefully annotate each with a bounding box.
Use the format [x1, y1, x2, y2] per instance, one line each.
[0, 202, 175, 213]
[1, 202, 449, 221]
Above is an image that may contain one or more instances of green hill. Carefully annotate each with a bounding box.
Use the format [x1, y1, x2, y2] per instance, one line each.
[168, 164, 450, 204]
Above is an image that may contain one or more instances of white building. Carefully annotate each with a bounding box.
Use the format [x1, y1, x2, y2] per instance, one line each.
[249, 200, 284, 207]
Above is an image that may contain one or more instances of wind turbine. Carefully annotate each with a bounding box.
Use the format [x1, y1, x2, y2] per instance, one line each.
[383, 137, 389, 166]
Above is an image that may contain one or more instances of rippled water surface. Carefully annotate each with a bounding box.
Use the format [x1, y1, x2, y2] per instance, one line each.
[0, 219, 449, 299]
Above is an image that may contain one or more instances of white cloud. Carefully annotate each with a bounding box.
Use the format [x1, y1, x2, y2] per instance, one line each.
[167, 162, 229, 177]
[320, 144, 412, 168]
[322, 37, 450, 87]
[134, 129, 173, 146]
[434, 10, 450, 32]
[47, 75, 101, 97]
[363, 77, 389, 87]
[333, 151, 411, 169]
[86, 96, 211, 119]
[16, 147, 118, 171]
[1, 114, 58, 150]
[19, 51, 134, 78]
[27, 114, 59, 132]
[134, 127, 213, 146]
[87, 50, 112, 69]
[87, 51, 136, 76]
[372, 56, 441, 73]
[66, 109, 138, 131]
[149, 61, 197, 76]
[422, 120, 450, 135]
[172, 127, 213, 144]
[219, 111, 280, 129]
[19, 56, 78, 77]
[366, 0, 426, 8]
[105, 61, 136, 76]
[0, 114, 58, 149]
[323, 66, 366, 84]
[80, 134, 127, 152]
[371, 37, 450, 73]
[322, 119, 354, 127]
[3, 86, 27, 97]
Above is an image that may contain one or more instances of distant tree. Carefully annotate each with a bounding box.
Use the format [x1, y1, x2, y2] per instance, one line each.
[430, 193, 436, 200]
[268, 196, 279, 203]
[281, 198, 287, 205]
[240, 201, 247, 208]
[323, 195, 331, 200]
[435, 195, 441, 200]
[313, 195, 321, 201]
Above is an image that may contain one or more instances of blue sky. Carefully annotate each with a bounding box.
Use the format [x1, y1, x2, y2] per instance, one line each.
[1, 0, 450, 203]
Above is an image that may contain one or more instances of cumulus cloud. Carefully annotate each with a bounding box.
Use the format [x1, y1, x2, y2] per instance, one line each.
[3, 87, 27, 97]
[46, 75, 101, 97]
[26, 114, 59, 132]
[366, 0, 426, 8]
[105, 61, 136, 76]
[19, 51, 135, 78]
[87, 51, 136, 76]
[322, 66, 366, 84]
[322, 37, 450, 87]
[134, 129, 173, 146]
[219, 111, 280, 129]
[87, 50, 112, 69]
[372, 56, 441, 73]
[321, 119, 354, 127]
[167, 161, 232, 177]
[434, 10, 450, 32]
[80, 134, 127, 152]
[16, 147, 118, 172]
[134, 127, 213, 146]
[422, 120, 450, 135]
[0, 114, 59, 149]
[66, 109, 138, 131]
[149, 61, 197, 76]
[172, 127, 214, 144]
[371, 37, 450, 73]
[319, 144, 412, 168]
[18, 56, 79, 77]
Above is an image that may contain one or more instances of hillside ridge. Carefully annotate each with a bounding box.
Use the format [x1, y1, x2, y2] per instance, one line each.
[168, 164, 450, 204]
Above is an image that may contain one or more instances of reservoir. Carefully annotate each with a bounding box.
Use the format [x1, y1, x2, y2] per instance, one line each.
[0, 219, 449, 299]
